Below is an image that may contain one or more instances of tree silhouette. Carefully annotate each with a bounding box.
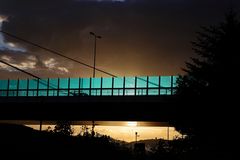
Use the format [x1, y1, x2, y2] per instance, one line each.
[54, 120, 73, 136]
[177, 11, 240, 98]
[174, 11, 238, 159]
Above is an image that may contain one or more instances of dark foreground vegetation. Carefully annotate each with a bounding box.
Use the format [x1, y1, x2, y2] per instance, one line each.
[0, 123, 132, 159]
[0, 123, 234, 160]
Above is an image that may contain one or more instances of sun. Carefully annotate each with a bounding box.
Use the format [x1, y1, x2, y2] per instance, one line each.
[126, 121, 137, 127]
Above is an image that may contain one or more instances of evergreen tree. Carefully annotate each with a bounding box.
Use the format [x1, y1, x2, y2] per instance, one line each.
[177, 11, 240, 97]
[174, 11, 240, 138]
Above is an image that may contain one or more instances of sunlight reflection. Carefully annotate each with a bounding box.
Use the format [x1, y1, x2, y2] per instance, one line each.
[126, 121, 137, 127]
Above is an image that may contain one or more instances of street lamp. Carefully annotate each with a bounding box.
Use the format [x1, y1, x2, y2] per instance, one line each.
[135, 132, 140, 142]
[90, 32, 102, 78]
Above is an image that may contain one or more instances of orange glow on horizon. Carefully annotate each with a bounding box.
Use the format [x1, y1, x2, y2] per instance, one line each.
[26, 124, 181, 142]
[126, 121, 138, 127]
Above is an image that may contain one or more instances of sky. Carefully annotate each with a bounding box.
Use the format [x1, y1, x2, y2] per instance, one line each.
[0, 0, 240, 79]
[31, 125, 180, 142]
[25, 121, 181, 142]
[2, 120, 181, 142]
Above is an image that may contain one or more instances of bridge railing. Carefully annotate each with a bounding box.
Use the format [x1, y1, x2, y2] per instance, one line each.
[0, 76, 177, 97]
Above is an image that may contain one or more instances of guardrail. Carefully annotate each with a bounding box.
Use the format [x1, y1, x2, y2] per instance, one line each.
[0, 76, 177, 97]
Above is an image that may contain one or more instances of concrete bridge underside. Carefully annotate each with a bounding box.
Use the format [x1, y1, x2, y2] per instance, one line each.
[0, 96, 179, 122]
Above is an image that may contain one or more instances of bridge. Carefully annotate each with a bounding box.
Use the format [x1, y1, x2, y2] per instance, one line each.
[0, 31, 181, 125]
[0, 76, 180, 123]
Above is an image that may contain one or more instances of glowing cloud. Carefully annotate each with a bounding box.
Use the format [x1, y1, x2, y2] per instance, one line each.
[0, 55, 37, 72]
[43, 58, 58, 69]
[43, 58, 69, 73]
[57, 67, 69, 73]
[0, 15, 26, 52]
[0, 55, 69, 74]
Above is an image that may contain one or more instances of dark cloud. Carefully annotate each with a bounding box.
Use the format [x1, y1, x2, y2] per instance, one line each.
[0, 16, 26, 52]
[1, 0, 240, 78]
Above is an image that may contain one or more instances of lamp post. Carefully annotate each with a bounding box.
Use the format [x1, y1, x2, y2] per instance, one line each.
[135, 132, 140, 142]
[90, 32, 102, 78]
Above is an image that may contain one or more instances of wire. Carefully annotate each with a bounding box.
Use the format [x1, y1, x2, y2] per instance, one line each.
[0, 59, 40, 79]
[0, 30, 162, 87]
[0, 30, 117, 77]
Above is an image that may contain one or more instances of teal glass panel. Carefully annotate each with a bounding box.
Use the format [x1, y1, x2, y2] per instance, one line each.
[161, 76, 171, 87]
[69, 78, 79, 96]
[81, 78, 90, 88]
[8, 80, 17, 96]
[137, 76, 147, 88]
[37, 79, 47, 96]
[9, 80, 18, 90]
[149, 76, 159, 88]
[114, 77, 123, 88]
[79, 78, 83, 88]
[70, 89, 79, 96]
[91, 89, 101, 96]
[49, 78, 58, 89]
[0, 79, 8, 95]
[70, 78, 79, 89]
[19, 79, 27, 89]
[18, 90, 27, 96]
[59, 89, 68, 96]
[125, 77, 135, 88]
[38, 90, 46, 96]
[92, 78, 101, 88]
[125, 89, 135, 95]
[67, 78, 79, 96]
[172, 76, 178, 87]
[59, 78, 68, 89]
[96, 89, 101, 96]
[0, 91, 7, 96]
[102, 78, 112, 88]
[172, 88, 177, 94]
[48, 90, 57, 96]
[148, 89, 159, 95]
[0, 80, 8, 89]
[102, 89, 112, 96]
[80, 89, 90, 96]
[160, 88, 172, 95]
[166, 89, 172, 95]
[8, 90, 17, 96]
[29, 79, 38, 89]
[39, 79, 48, 89]
[160, 89, 166, 95]
[18, 79, 27, 96]
[28, 90, 37, 96]
[113, 89, 123, 96]
[28, 79, 37, 96]
[136, 89, 147, 95]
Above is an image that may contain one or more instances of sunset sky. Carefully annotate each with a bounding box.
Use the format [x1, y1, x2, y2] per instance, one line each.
[0, 120, 181, 142]
[1, 0, 240, 79]
[25, 121, 181, 142]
